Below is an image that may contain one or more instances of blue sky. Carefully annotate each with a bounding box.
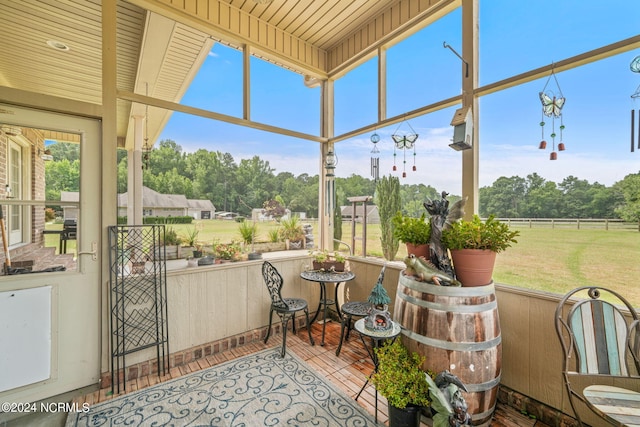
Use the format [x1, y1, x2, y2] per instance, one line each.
[159, 0, 640, 197]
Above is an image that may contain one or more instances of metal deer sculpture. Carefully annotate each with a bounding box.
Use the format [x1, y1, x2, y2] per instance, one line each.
[423, 191, 466, 278]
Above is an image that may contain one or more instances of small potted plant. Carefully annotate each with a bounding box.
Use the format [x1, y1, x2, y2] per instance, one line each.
[392, 212, 431, 259]
[279, 215, 304, 249]
[213, 240, 242, 262]
[192, 242, 204, 259]
[310, 250, 329, 270]
[370, 339, 431, 427]
[158, 226, 182, 260]
[441, 214, 519, 286]
[179, 226, 200, 258]
[309, 250, 346, 271]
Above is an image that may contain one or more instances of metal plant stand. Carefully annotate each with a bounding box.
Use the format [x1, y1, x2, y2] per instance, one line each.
[108, 225, 169, 394]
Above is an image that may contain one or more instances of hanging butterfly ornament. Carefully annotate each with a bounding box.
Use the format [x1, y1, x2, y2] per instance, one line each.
[391, 119, 418, 177]
[629, 55, 640, 153]
[538, 68, 566, 160]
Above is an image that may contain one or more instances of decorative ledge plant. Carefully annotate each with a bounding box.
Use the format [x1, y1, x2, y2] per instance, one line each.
[309, 250, 346, 271]
[392, 212, 431, 246]
[213, 240, 242, 261]
[441, 214, 519, 286]
[441, 214, 519, 253]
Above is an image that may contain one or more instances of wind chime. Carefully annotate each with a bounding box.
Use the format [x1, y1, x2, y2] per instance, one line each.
[142, 104, 152, 170]
[142, 83, 152, 169]
[629, 55, 640, 152]
[538, 68, 566, 160]
[370, 132, 380, 182]
[391, 119, 418, 177]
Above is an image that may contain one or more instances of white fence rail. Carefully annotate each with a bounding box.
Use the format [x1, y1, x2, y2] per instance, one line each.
[495, 218, 640, 231]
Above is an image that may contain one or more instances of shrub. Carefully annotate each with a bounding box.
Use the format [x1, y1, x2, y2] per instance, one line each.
[442, 214, 519, 253]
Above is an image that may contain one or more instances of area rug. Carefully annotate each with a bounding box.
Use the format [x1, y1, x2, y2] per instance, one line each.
[66, 348, 378, 426]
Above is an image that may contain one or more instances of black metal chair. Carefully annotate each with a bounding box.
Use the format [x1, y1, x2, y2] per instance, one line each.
[555, 286, 640, 426]
[262, 260, 314, 357]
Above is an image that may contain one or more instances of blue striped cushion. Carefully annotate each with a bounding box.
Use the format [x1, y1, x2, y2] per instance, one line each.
[570, 300, 628, 375]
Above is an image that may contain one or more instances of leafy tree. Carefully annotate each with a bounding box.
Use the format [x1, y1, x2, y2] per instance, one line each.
[479, 176, 525, 217]
[613, 172, 640, 221]
[45, 159, 80, 201]
[47, 142, 80, 162]
[558, 176, 592, 218]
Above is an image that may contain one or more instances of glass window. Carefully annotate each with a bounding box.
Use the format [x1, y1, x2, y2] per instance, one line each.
[387, 9, 462, 118]
[334, 57, 378, 136]
[479, 0, 640, 85]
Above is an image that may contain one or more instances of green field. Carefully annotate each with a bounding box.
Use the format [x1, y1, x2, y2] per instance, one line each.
[156, 220, 640, 304]
[45, 219, 640, 306]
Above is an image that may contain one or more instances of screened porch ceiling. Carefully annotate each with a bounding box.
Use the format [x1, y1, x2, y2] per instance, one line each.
[0, 0, 457, 150]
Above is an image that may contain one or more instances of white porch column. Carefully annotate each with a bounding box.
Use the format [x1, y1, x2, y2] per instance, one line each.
[127, 114, 144, 225]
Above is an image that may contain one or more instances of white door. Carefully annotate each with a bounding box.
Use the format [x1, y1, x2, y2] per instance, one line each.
[0, 103, 102, 402]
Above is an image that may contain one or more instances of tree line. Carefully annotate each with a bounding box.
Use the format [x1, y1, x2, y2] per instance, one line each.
[44, 140, 640, 221]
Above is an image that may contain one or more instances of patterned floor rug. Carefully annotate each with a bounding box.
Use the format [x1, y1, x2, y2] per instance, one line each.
[66, 348, 378, 426]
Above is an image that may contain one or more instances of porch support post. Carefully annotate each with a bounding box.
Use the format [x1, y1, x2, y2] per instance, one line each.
[127, 115, 144, 225]
[101, 0, 119, 377]
[319, 79, 334, 251]
[461, 0, 479, 218]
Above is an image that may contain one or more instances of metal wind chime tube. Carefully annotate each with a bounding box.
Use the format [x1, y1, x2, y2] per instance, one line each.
[629, 55, 640, 152]
[370, 132, 380, 182]
[325, 150, 337, 218]
[632, 109, 635, 153]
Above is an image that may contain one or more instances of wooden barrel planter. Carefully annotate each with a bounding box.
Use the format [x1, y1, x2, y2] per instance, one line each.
[393, 272, 501, 426]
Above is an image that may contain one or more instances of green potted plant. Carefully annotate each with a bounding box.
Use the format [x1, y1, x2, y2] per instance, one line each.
[159, 226, 182, 260]
[310, 250, 329, 270]
[309, 250, 346, 271]
[441, 214, 519, 286]
[392, 212, 431, 259]
[370, 339, 431, 427]
[279, 215, 304, 249]
[213, 240, 242, 262]
[181, 226, 200, 258]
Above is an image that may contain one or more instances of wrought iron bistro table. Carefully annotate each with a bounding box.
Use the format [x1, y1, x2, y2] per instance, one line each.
[354, 318, 402, 424]
[299, 269, 355, 346]
[583, 385, 640, 426]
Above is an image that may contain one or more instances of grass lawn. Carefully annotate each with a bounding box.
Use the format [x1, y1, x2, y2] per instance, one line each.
[44, 219, 640, 306]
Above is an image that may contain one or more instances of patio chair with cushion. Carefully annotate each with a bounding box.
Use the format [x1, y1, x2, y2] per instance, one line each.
[262, 260, 314, 357]
[555, 286, 640, 426]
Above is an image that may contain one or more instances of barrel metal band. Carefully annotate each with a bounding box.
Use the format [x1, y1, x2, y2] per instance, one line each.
[399, 279, 495, 296]
[464, 374, 502, 392]
[401, 328, 501, 351]
[397, 291, 497, 313]
[470, 404, 498, 422]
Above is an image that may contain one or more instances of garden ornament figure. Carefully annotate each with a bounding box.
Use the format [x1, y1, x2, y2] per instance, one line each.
[403, 254, 461, 287]
[423, 191, 466, 277]
[426, 370, 472, 427]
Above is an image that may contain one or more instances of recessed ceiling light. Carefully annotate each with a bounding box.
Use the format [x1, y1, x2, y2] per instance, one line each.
[46, 40, 70, 52]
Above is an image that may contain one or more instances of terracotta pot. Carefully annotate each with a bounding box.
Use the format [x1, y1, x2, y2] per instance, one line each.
[450, 248, 496, 287]
[405, 243, 429, 259]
